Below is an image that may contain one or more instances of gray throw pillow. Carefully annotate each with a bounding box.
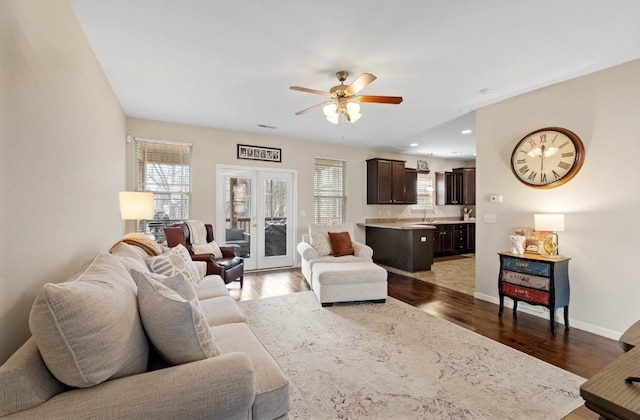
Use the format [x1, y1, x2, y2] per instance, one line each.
[132, 270, 219, 365]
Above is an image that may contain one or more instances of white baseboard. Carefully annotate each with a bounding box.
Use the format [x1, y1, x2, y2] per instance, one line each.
[473, 292, 622, 341]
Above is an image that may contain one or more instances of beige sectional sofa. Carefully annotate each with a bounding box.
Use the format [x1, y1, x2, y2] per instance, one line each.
[0, 236, 289, 419]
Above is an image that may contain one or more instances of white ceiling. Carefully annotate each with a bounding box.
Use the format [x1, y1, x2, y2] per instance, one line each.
[69, 0, 640, 160]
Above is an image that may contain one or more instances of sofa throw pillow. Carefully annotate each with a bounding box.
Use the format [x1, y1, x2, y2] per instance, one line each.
[146, 244, 201, 290]
[142, 271, 199, 303]
[132, 270, 220, 365]
[310, 233, 332, 256]
[28, 252, 148, 388]
[192, 240, 223, 259]
[328, 231, 355, 257]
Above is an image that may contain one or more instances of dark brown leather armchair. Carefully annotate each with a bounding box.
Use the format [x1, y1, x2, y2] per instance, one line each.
[164, 223, 244, 287]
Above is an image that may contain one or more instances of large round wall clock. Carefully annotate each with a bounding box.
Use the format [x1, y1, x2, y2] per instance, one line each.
[510, 127, 585, 189]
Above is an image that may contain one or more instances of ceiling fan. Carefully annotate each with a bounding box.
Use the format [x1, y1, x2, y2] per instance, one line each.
[289, 71, 403, 124]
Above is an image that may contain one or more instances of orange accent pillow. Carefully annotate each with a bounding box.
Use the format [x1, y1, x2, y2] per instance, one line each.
[328, 231, 354, 257]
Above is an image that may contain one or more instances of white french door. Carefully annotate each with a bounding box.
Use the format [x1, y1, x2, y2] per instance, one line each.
[216, 165, 296, 271]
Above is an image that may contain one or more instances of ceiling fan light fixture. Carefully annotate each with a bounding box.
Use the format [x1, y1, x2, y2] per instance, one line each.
[326, 113, 340, 124]
[346, 101, 360, 114]
[323, 102, 338, 117]
[291, 71, 402, 125]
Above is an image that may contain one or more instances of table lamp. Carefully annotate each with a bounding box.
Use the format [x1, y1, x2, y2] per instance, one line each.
[534, 213, 565, 256]
[119, 192, 154, 233]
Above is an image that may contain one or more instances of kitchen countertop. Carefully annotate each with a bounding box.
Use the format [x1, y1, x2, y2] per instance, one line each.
[357, 219, 476, 230]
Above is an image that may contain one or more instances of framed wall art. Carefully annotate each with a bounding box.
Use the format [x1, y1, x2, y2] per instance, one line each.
[417, 159, 430, 173]
[237, 144, 281, 162]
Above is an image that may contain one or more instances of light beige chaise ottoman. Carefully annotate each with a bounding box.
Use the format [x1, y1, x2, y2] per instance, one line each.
[311, 261, 388, 306]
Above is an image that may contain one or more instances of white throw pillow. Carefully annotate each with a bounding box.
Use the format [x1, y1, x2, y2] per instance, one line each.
[28, 252, 148, 388]
[142, 271, 198, 303]
[132, 270, 220, 365]
[192, 240, 223, 259]
[310, 233, 332, 256]
[146, 244, 201, 290]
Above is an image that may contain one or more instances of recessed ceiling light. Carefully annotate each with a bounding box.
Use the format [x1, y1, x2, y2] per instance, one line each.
[480, 88, 491, 95]
[409, 143, 418, 147]
[461, 129, 472, 134]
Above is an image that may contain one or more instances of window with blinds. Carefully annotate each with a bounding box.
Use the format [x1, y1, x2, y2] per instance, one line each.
[313, 158, 345, 224]
[410, 174, 433, 214]
[134, 138, 192, 238]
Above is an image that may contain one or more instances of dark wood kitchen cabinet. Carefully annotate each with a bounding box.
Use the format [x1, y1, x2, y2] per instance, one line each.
[433, 223, 475, 256]
[435, 171, 463, 205]
[453, 167, 476, 205]
[366, 226, 434, 272]
[367, 158, 407, 204]
[435, 168, 476, 205]
[403, 168, 417, 204]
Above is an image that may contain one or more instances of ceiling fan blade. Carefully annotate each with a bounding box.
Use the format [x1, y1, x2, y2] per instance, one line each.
[344, 73, 376, 95]
[289, 86, 332, 97]
[295, 101, 333, 115]
[357, 95, 403, 104]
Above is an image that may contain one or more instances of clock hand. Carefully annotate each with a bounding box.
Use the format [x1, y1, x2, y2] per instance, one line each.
[540, 145, 546, 172]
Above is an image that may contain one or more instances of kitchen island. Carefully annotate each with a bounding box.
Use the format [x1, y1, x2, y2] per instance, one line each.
[358, 220, 476, 272]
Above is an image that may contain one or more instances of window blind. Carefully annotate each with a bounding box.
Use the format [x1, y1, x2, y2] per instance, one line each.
[313, 158, 345, 224]
[134, 138, 193, 237]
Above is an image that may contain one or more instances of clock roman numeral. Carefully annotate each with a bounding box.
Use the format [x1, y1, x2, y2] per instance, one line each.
[527, 139, 537, 148]
[552, 170, 561, 179]
[519, 165, 530, 175]
[559, 141, 570, 149]
[516, 158, 526, 164]
[558, 161, 571, 170]
[527, 171, 537, 182]
[539, 133, 547, 143]
[541, 172, 548, 183]
[561, 152, 575, 158]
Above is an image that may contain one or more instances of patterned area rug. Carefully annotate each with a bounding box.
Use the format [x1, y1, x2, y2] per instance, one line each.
[239, 292, 585, 420]
[382, 254, 476, 295]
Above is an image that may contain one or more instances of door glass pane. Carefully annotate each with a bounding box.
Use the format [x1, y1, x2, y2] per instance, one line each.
[224, 177, 251, 258]
[263, 178, 287, 257]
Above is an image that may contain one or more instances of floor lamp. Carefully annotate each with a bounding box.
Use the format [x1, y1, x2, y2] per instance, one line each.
[119, 192, 154, 235]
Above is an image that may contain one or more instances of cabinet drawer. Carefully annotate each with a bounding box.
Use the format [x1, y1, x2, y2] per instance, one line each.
[501, 283, 549, 305]
[502, 257, 550, 277]
[501, 270, 550, 290]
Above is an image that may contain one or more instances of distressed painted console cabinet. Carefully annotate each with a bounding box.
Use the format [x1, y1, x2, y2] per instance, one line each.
[498, 252, 570, 334]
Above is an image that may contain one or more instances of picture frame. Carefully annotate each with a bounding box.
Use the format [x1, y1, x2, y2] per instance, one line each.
[523, 227, 553, 255]
[417, 159, 430, 173]
[237, 144, 281, 162]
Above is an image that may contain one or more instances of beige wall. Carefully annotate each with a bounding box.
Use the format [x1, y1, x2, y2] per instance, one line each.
[475, 58, 640, 339]
[126, 118, 470, 247]
[0, 0, 126, 363]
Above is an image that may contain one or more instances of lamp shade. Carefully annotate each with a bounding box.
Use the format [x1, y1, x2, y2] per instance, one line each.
[534, 213, 565, 232]
[119, 192, 154, 220]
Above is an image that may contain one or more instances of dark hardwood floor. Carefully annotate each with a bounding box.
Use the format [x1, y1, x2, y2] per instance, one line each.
[229, 267, 624, 419]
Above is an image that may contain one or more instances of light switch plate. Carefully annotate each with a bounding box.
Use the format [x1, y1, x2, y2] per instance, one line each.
[484, 213, 497, 223]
